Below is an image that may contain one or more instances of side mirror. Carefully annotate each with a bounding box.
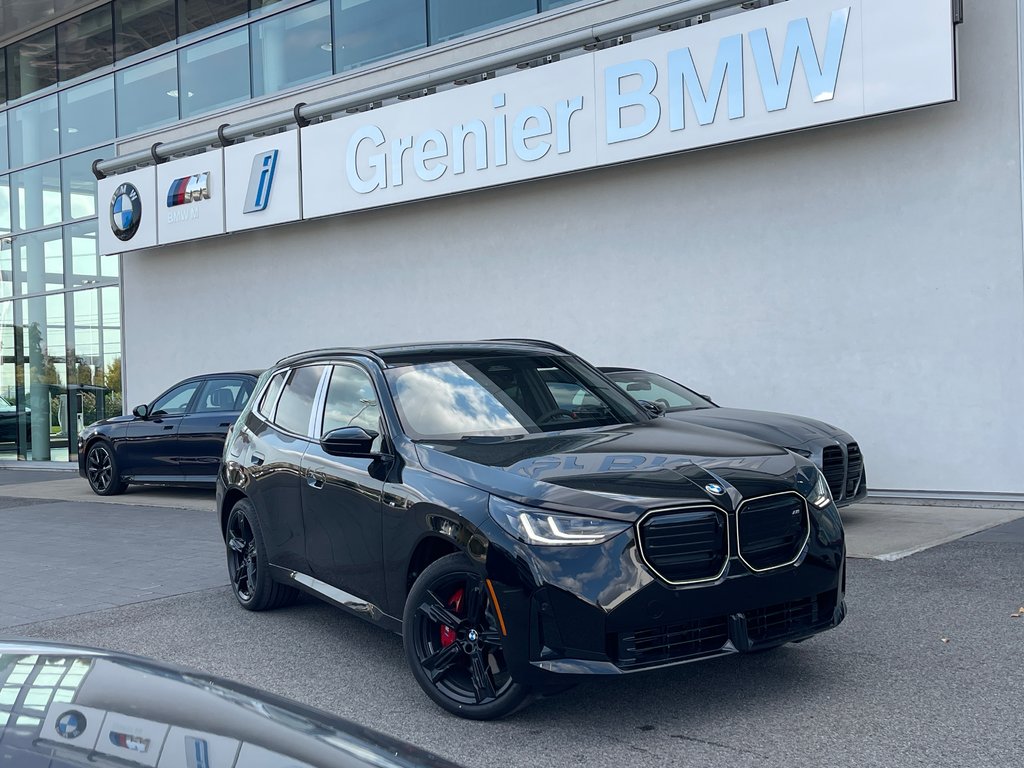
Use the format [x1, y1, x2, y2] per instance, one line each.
[638, 400, 664, 417]
[132, 404, 150, 419]
[626, 381, 652, 392]
[321, 426, 379, 458]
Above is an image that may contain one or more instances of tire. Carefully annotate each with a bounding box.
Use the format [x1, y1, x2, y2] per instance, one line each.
[225, 498, 298, 611]
[85, 441, 128, 496]
[403, 553, 532, 720]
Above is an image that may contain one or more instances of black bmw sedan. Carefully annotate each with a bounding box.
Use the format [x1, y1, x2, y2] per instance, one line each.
[218, 341, 846, 720]
[78, 371, 258, 495]
[600, 367, 867, 507]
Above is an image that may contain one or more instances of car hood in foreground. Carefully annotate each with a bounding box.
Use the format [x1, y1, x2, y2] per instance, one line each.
[666, 407, 853, 448]
[0, 640, 461, 768]
[417, 418, 816, 520]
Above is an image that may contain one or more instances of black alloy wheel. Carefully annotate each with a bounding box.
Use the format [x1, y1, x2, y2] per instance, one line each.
[225, 499, 297, 611]
[85, 441, 127, 496]
[403, 553, 531, 720]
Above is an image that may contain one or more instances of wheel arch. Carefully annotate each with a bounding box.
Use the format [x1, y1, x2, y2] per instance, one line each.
[220, 488, 249, 539]
[405, 534, 460, 596]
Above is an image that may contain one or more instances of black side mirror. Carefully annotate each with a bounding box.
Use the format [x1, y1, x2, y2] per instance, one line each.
[132, 404, 150, 419]
[638, 400, 664, 417]
[321, 426, 379, 457]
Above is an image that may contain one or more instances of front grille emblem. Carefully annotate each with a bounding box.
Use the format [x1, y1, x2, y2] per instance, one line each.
[705, 483, 725, 495]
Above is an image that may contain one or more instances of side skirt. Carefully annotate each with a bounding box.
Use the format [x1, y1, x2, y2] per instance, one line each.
[268, 564, 402, 634]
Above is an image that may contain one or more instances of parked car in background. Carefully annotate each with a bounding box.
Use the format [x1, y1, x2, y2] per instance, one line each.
[0, 640, 463, 768]
[600, 367, 867, 507]
[218, 340, 846, 720]
[0, 394, 29, 443]
[78, 371, 259, 496]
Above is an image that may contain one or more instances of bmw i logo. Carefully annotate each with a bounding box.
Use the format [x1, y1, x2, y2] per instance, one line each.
[55, 709, 87, 739]
[705, 483, 725, 495]
[110, 182, 142, 242]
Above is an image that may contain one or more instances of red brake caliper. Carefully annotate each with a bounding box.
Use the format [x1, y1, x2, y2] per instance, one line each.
[439, 587, 464, 648]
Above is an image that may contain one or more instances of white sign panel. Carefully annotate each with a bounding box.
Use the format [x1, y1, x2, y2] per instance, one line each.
[156, 151, 226, 245]
[224, 131, 301, 232]
[98, 166, 157, 255]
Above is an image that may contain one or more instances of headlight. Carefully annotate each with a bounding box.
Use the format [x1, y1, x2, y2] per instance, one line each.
[807, 469, 833, 509]
[488, 497, 629, 546]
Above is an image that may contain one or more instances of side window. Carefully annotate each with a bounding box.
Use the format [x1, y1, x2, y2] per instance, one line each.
[194, 377, 255, 413]
[322, 365, 381, 449]
[151, 381, 201, 416]
[273, 365, 326, 435]
[256, 371, 287, 419]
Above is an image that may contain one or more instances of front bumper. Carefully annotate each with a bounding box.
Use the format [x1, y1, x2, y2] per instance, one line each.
[480, 506, 846, 686]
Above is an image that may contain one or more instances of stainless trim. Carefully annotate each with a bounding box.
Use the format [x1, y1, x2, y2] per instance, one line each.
[734, 491, 811, 574]
[308, 365, 333, 439]
[634, 502, 731, 586]
[286, 569, 394, 624]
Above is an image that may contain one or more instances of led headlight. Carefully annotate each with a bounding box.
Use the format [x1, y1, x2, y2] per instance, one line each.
[807, 468, 833, 509]
[488, 496, 629, 546]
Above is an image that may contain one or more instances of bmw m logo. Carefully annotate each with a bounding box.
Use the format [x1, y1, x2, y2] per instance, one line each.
[166, 172, 211, 207]
[55, 710, 87, 739]
[705, 483, 725, 495]
[110, 183, 141, 241]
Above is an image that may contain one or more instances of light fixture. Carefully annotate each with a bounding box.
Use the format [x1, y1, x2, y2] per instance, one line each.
[166, 89, 195, 98]
[319, 41, 332, 52]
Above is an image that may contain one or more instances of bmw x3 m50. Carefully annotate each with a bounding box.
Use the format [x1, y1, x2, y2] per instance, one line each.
[217, 341, 846, 719]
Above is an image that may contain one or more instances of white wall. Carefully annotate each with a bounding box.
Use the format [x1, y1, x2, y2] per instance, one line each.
[122, 1, 1024, 496]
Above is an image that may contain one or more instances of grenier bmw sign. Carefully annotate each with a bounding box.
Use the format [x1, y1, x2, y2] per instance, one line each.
[97, 0, 955, 255]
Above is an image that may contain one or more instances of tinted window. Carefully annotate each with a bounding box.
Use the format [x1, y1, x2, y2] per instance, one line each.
[59, 77, 115, 153]
[322, 365, 381, 445]
[195, 377, 254, 413]
[58, 6, 115, 82]
[8, 95, 59, 168]
[252, 0, 332, 97]
[151, 381, 201, 415]
[115, 53, 177, 135]
[178, 28, 250, 118]
[333, 0, 427, 72]
[256, 370, 286, 418]
[6, 28, 57, 101]
[605, 371, 714, 411]
[273, 365, 325, 435]
[115, 0, 176, 60]
[428, 0, 534, 44]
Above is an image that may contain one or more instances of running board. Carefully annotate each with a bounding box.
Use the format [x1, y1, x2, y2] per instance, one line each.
[271, 565, 401, 632]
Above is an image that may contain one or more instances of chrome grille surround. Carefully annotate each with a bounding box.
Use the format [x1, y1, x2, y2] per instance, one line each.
[735, 491, 811, 573]
[635, 503, 730, 586]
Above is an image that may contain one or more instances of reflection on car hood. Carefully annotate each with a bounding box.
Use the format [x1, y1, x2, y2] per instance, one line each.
[0, 641, 462, 768]
[417, 418, 815, 520]
[82, 414, 136, 431]
[667, 407, 852, 447]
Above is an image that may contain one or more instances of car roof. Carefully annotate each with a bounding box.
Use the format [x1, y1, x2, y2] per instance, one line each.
[599, 367, 643, 373]
[276, 340, 571, 368]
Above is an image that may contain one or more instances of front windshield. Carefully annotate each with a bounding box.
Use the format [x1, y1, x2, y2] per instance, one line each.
[605, 370, 714, 411]
[384, 354, 646, 440]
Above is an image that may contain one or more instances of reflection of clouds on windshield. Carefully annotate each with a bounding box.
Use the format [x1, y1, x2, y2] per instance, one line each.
[392, 363, 528, 438]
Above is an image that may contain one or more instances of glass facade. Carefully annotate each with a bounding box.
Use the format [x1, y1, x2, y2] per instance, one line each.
[0, 0, 597, 463]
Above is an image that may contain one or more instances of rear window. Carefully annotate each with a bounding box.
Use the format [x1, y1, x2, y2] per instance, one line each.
[272, 365, 326, 436]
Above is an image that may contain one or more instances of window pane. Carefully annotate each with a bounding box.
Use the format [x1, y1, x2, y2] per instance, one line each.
[62, 146, 112, 220]
[0, 112, 7, 170]
[8, 95, 59, 168]
[0, 175, 10, 235]
[152, 382, 199, 414]
[195, 377, 253, 412]
[333, 0, 426, 72]
[274, 365, 324, 434]
[13, 227, 64, 296]
[10, 161, 62, 232]
[58, 5, 115, 82]
[66, 219, 100, 288]
[0, 52, 7, 104]
[323, 365, 380, 436]
[115, 54, 177, 136]
[179, 29, 250, 119]
[427, 0, 534, 44]
[179, 0, 247, 36]
[6, 29, 58, 102]
[115, 0, 176, 60]
[252, 0, 332, 97]
[59, 77, 114, 153]
[540, 0, 578, 9]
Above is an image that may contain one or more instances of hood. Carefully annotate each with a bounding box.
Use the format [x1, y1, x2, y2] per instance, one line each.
[667, 407, 852, 447]
[416, 418, 815, 521]
[83, 414, 136, 430]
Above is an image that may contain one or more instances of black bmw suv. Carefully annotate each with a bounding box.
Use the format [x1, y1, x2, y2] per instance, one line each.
[217, 341, 846, 719]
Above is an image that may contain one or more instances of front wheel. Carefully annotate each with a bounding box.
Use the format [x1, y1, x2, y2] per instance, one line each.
[85, 441, 127, 496]
[403, 553, 532, 720]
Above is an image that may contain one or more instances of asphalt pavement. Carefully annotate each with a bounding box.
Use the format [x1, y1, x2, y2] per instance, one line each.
[1, 469, 1021, 768]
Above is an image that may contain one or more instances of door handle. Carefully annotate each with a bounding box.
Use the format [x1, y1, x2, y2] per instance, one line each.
[163, 425, 174, 430]
[306, 470, 324, 490]
[250, 452, 265, 466]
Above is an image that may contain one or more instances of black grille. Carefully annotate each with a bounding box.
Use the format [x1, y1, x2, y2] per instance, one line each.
[615, 616, 729, 669]
[821, 445, 845, 498]
[639, 508, 727, 582]
[845, 442, 863, 496]
[737, 493, 808, 570]
[746, 592, 836, 643]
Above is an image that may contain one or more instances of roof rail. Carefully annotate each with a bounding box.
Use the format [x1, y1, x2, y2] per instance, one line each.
[485, 338, 574, 354]
[275, 347, 389, 368]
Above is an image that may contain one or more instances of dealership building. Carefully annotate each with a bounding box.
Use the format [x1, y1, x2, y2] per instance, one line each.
[1, 0, 1020, 500]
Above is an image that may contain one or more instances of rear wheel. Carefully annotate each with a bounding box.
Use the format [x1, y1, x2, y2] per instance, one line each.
[85, 441, 127, 496]
[225, 498, 297, 611]
[403, 553, 532, 720]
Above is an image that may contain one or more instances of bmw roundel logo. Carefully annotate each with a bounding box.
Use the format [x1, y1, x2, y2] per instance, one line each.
[705, 483, 725, 495]
[55, 709, 87, 739]
[110, 182, 142, 242]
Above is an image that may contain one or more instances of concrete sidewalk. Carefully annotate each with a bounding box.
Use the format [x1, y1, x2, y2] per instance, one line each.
[2, 468, 1022, 560]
